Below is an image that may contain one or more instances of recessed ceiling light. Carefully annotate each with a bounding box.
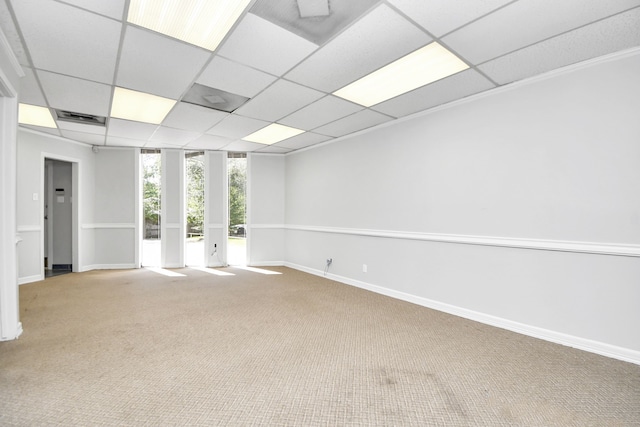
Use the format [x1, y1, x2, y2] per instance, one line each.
[18, 104, 57, 128]
[333, 42, 469, 107]
[111, 87, 176, 124]
[243, 123, 305, 145]
[128, 0, 252, 51]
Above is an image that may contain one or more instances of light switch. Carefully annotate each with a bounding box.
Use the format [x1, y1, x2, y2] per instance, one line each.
[32, 193, 38, 201]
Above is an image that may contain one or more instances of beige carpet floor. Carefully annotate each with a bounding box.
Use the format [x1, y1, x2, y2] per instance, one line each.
[1, 267, 638, 426]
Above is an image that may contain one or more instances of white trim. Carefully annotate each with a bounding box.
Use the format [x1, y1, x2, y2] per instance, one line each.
[17, 225, 41, 232]
[285, 262, 640, 365]
[81, 223, 136, 229]
[80, 264, 137, 272]
[250, 261, 284, 267]
[288, 47, 640, 156]
[18, 274, 43, 285]
[285, 225, 640, 257]
[0, 27, 25, 78]
[20, 127, 89, 148]
[251, 223, 285, 229]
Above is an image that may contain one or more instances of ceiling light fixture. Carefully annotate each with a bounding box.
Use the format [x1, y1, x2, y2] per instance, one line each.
[110, 87, 176, 124]
[333, 42, 469, 107]
[18, 104, 57, 128]
[243, 123, 305, 145]
[127, 0, 252, 51]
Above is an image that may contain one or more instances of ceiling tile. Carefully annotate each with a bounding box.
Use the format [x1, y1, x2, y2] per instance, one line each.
[58, 0, 125, 20]
[443, 0, 640, 64]
[18, 67, 46, 105]
[221, 140, 266, 152]
[274, 132, 332, 150]
[314, 110, 393, 137]
[206, 114, 270, 139]
[105, 135, 146, 147]
[107, 118, 158, 140]
[372, 69, 496, 117]
[184, 134, 234, 150]
[234, 79, 324, 122]
[279, 95, 363, 130]
[148, 126, 200, 146]
[479, 8, 640, 85]
[388, 0, 512, 37]
[250, 0, 379, 45]
[20, 124, 61, 137]
[0, 0, 29, 66]
[285, 4, 431, 92]
[217, 13, 318, 76]
[162, 103, 228, 132]
[197, 56, 277, 98]
[38, 70, 111, 116]
[143, 140, 184, 149]
[117, 26, 211, 99]
[10, 0, 121, 84]
[57, 120, 106, 135]
[256, 145, 293, 154]
[60, 130, 106, 145]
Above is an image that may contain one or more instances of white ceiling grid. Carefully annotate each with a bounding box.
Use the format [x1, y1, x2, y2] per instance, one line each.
[3, 0, 639, 153]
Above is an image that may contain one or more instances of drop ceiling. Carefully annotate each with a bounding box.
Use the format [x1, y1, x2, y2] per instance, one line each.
[2, 0, 639, 154]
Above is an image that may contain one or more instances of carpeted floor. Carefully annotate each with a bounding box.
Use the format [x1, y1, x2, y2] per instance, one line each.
[1, 267, 638, 426]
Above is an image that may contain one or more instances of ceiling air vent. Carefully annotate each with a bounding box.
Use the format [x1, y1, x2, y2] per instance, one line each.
[182, 83, 250, 113]
[55, 109, 107, 126]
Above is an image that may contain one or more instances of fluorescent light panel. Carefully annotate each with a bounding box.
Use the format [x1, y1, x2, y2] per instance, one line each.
[111, 87, 176, 124]
[333, 42, 469, 107]
[18, 104, 57, 128]
[243, 123, 305, 145]
[128, 0, 252, 51]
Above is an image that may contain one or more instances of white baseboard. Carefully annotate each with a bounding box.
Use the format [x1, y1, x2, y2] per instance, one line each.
[18, 274, 43, 285]
[81, 264, 137, 272]
[0, 322, 22, 341]
[285, 262, 640, 366]
[249, 261, 284, 267]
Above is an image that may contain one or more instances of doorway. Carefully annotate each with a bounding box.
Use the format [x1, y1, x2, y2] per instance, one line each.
[44, 159, 73, 277]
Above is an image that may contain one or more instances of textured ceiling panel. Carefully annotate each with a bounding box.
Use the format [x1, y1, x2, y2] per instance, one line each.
[314, 109, 393, 137]
[104, 136, 142, 147]
[279, 95, 363, 130]
[57, 120, 106, 135]
[443, 0, 640, 64]
[106, 118, 158, 140]
[148, 126, 200, 146]
[38, 70, 112, 116]
[117, 26, 211, 99]
[10, 0, 121, 84]
[250, 0, 379, 45]
[273, 131, 332, 150]
[388, 0, 512, 37]
[185, 134, 234, 150]
[256, 145, 293, 153]
[162, 103, 228, 132]
[217, 13, 318, 76]
[18, 67, 47, 106]
[58, 0, 126, 20]
[221, 140, 266, 152]
[479, 8, 640, 85]
[197, 56, 277, 98]
[60, 130, 106, 145]
[285, 4, 431, 92]
[372, 69, 496, 118]
[234, 79, 324, 122]
[206, 115, 270, 139]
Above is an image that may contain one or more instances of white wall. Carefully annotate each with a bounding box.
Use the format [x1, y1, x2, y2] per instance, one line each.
[284, 51, 640, 364]
[91, 148, 137, 269]
[16, 129, 95, 283]
[248, 154, 285, 265]
[161, 149, 185, 268]
[205, 151, 226, 267]
[0, 29, 22, 340]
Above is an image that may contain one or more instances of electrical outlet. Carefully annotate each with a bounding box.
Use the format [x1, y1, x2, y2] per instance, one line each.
[362, 264, 368, 273]
[326, 258, 332, 266]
